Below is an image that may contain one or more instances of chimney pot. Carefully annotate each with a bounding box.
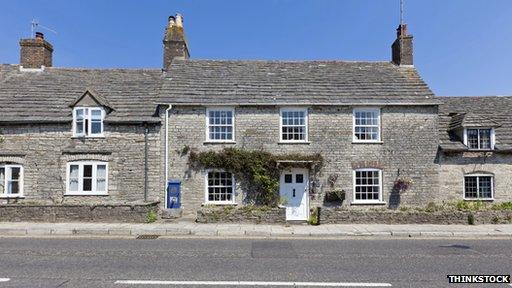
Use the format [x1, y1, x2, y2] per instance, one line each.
[175, 13, 183, 27]
[35, 32, 44, 40]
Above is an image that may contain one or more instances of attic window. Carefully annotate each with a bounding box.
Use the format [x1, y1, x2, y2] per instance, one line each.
[464, 128, 494, 150]
[73, 107, 104, 137]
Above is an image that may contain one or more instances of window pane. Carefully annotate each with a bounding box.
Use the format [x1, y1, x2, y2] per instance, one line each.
[466, 129, 479, 149]
[69, 165, 79, 178]
[8, 181, 19, 194]
[76, 120, 84, 134]
[83, 178, 92, 191]
[97, 179, 106, 192]
[0, 168, 4, 194]
[10, 167, 20, 180]
[478, 176, 492, 199]
[97, 165, 106, 179]
[479, 129, 491, 149]
[296, 174, 304, 183]
[83, 165, 93, 177]
[284, 174, 292, 183]
[91, 121, 102, 134]
[91, 109, 102, 120]
[464, 177, 478, 199]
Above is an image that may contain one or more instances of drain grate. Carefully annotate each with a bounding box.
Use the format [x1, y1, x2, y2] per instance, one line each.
[136, 234, 160, 240]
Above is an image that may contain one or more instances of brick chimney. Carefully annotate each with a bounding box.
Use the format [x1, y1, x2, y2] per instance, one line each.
[391, 24, 413, 66]
[19, 32, 53, 68]
[163, 13, 189, 70]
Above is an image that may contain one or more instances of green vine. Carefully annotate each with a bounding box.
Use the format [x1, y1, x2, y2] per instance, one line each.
[189, 148, 323, 206]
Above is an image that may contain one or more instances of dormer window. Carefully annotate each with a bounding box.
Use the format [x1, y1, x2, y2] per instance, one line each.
[464, 128, 494, 150]
[73, 107, 104, 137]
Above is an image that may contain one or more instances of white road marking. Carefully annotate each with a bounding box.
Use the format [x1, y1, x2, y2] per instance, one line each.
[0, 278, 10, 282]
[115, 280, 392, 287]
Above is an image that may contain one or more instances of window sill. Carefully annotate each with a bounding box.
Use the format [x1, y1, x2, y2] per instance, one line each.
[466, 149, 495, 152]
[0, 195, 25, 199]
[201, 202, 237, 206]
[463, 198, 494, 202]
[278, 141, 311, 145]
[352, 141, 383, 144]
[72, 135, 105, 139]
[203, 141, 236, 145]
[64, 193, 109, 196]
[351, 201, 387, 206]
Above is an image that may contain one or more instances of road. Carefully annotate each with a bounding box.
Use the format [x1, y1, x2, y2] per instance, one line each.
[0, 237, 510, 287]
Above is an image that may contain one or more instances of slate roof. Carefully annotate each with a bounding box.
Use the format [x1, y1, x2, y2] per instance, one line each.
[448, 113, 501, 130]
[0, 64, 162, 123]
[159, 59, 437, 105]
[439, 96, 512, 152]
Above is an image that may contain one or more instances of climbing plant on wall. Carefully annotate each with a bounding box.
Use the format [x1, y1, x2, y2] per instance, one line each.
[188, 148, 323, 206]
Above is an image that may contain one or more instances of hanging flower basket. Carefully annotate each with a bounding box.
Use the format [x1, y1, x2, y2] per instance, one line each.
[324, 190, 345, 202]
[393, 177, 413, 191]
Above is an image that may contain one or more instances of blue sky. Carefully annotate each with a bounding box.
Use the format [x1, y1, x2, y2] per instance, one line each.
[1, 0, 511, 96]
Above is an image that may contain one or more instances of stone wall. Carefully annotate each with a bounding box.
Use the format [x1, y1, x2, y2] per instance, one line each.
[438, 152, 512, 202]
[0, 202, 159, 223]
[320, 208, 512, 224]
[167, 105, 440, 217]
[0, 122, 163, 205]
[196, 206, 286, 224]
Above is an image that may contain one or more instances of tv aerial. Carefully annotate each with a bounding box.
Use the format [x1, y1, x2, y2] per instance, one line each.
[31, 19, 58, 38]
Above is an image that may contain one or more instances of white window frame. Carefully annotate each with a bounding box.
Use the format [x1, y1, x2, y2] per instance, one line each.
[463, 128, 495, 150]
[279, 107, 309, 143]
[72, 107, 105, 138]
[205, 107, 235, 143]
[0, 164, 24, 198]
[353, 107, 381, 143]
[204, 170, 236, 205]
[65, 161, 108, 196]
[353, 168, 383, 204]
[463, 174, 494, 201]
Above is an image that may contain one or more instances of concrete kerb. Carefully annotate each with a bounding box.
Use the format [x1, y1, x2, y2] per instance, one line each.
[1, 222, 512, 238]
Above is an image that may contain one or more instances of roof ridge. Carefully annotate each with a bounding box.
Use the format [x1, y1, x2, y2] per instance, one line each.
[173, 59, 392, 64]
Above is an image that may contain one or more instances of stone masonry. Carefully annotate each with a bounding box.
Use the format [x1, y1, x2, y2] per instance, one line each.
[167, 105, 440, 217]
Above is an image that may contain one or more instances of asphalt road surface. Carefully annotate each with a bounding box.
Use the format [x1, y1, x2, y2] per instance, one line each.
[0, 237, 510, 288]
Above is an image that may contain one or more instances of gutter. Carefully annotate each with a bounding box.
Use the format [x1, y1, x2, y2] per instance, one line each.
[155, 102, 440, 107]
[164, 104, 173, 208]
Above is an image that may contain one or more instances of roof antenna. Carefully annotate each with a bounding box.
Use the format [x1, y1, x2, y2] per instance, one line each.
[399, 0, 404, 25]
[30, 19, 58, 38]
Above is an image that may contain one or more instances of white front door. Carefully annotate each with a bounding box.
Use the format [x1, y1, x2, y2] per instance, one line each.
[280, 168, 309, 221]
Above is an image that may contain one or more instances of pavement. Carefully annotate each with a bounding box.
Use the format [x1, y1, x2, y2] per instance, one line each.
[0, 221, 512, 238]
[0, 237, 511, 287]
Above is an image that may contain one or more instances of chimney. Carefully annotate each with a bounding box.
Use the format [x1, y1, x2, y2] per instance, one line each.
[19, 32, 54, 68]
[391, 24, 413, 66]
[163, 13, 189, 70]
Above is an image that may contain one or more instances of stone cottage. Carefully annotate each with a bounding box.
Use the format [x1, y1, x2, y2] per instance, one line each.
[0, 14, 510, 222]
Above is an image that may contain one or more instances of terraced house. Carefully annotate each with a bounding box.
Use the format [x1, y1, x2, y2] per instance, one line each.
[0, 14, 510, 222]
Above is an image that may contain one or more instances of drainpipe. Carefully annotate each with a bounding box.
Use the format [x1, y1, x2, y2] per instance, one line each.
[144, 122, 149, 202]
[164, 105, 173, 208]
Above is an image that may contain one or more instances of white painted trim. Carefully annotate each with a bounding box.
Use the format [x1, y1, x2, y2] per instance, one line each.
[72, 107, 105, 138]
[279, 107, 309, 143]
[352, 168, 383, 204]
[65, 161, 108, 196]
[204, 169, 236, 205]
[462, 173, 494, 201]
[352, 107, 381, 143]
[205, 107, 235, 142]
[0, 164, 24, 197]
[115, 280, 392, 287]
